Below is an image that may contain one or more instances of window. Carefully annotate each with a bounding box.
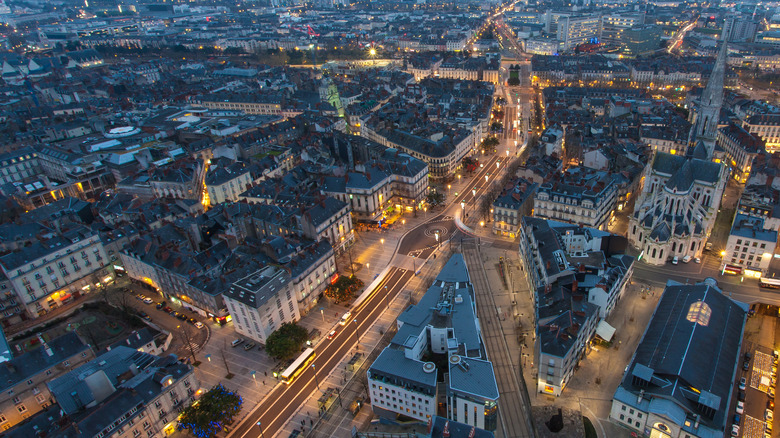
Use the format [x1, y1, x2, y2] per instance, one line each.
[621, 405, 626, 411]
[35, 394, 45, 404]
[143, 421, 151, 430]
[629, 409, 634, 414]
[619, 414, 625, 421]
[12, 397, 20, 405]
[686, 301, 711, 326]
[16, 405, 26, 414]
[26, 379, 32, 385]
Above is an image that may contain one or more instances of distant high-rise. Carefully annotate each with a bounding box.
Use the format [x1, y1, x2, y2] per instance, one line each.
[722, 16, 758, 42]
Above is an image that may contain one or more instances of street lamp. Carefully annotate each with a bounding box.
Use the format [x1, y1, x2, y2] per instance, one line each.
[353, 319, 360, 344]
[257, 421, 267, 438]
[485, 175, 489, 183]
[311, 364, 321, 391]
[435, 231, 440, 248]
[251, 370, 257, 387]
[366, 262, 370, 278]
[461, 201, 466, 217]
[384, 285, 389, 309]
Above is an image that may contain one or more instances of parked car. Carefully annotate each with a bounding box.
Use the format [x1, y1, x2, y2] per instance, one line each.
[682, 255, 691, 263]
[194, 322, 204, 329]
[243, 342, 256, 351]
[734, 414, 742, 424]
[740, 377, 747, 391]
[672, 256, 679, 265]
[744, 361, 751, 371]
[156, 303, 164, 310]
[769, 399, 775, 410]
[177, 313, 188, 321]
[136, 294, 146, 301]
[694, 257, 701, 263]
[143, 297, 153, 304]
[163, 306, 173, 313]
[187, 318, 197, 325]
[137, 311, 151, 321]
[731, 424, 739, 437]
[767, 409, 774, 421]
[745, 352, 753, 361]
[737, 401, 745, 414]
[738, 390, 746, 401]
[231, 339, 243, 347]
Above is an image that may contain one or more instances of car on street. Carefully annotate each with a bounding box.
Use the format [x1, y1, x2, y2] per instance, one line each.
[740, 377, 747, 391]
[682, 255, 691, 263]
[137, 311, 151, 321]
[744, 361, 751, 371]
[768, 399, 775, 410]
[177, 313, 188, 321]
[767, 409, 774, 421]
[163, 306, 173, 313]
[327, 329, 337, 340]
[143, 297, 153, 304]
[156, 303, 164, 310]
[737, 401, 745, 414]
[339, 311, 352, 326]
[231, 339, 243, 347]
[738, 390, 746, 401]
[771, 387, 776, 399]
[731, 424, 739, 437]
[194, 322, 204, 329]
[137, 294, 146, 301]
[187, 318, 197, 325]
[734, 414, 741, 424]
[672, 256, 679, 265]
[243, 342, 256, 351]
[694, 257, 701, 263]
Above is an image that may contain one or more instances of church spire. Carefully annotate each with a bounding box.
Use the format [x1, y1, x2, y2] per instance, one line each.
[687, 41, 728, 158]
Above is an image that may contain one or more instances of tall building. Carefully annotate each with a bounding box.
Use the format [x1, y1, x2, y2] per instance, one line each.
[367, 254, 499, 432]
[722, 16, 758, 43]
[557, 15, 602, 51]
[610, 279, 746, 438]
[601, 13, 645, 46]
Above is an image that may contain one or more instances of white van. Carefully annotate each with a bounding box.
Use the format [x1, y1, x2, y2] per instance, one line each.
[339, 311, 352, 326]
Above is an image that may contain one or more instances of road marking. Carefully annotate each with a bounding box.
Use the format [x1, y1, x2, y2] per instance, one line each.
[234, 269, 412, 438]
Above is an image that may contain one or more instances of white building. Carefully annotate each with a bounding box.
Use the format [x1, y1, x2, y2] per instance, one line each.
[367, 255, 499, 431]
[0, 226, 112, 318]
[205, 161, 253, 206]
[223, 265, 300, 344]
[722, 213, 777, 276]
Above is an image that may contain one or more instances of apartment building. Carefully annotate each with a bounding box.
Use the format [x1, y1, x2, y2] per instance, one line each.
[0, 148, 40, 185]
[148, 158, 207, 201]
[519, 217, 634, 395]
[610, 280, 746, 438]
[533, 167, 617, 230]
[223, 265, 300, 344]
[0, 226, 112, 318]
[205, 161, 253, 206]
[716, 123, 765, 184]
[322, 151, 429, 220]
[723, 214, 777, 276]
[0, 332, 93, 430]
[492, 177, 537, 238]
[368, 255, 499, 432]
[299, 197, 354, 255]
[742, 114, 780, 153]
[37, 346, 199, 438]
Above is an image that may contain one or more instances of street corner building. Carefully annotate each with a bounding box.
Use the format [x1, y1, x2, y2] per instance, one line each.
[366, 254, 499, 433]
[610, 278, 748, 438]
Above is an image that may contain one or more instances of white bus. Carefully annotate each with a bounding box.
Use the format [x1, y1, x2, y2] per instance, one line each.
[279, 348, 316, 384]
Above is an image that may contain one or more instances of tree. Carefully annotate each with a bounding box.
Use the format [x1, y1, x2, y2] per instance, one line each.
[178, 384, 242, 438]
[490, 121, 504, 132]
[324, 275, 364, 303]
[426, 191, 445, 207]
[266, 322, 309, 361]
[507, 76, 520, 86]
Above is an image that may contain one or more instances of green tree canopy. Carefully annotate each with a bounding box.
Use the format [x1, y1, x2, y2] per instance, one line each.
[178, 384, 242, 438]
[266, 322, 309, 361]
[324, 275, 364, 304]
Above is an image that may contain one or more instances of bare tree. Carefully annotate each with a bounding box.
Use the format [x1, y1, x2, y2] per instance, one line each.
[221, 340, 232, 377]
[177, 324, 198, 365]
